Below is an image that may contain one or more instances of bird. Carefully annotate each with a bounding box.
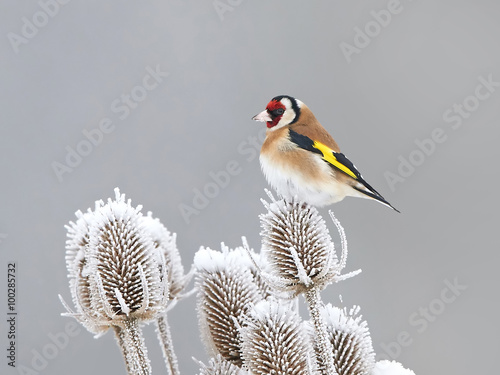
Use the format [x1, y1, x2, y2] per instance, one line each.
[252, 95, 399, 212]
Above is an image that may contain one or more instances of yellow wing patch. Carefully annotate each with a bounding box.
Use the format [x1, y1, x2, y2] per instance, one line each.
[312, 141, 358, 179]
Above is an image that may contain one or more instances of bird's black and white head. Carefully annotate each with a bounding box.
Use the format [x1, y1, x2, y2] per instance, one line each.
[252, 95, 303, 130]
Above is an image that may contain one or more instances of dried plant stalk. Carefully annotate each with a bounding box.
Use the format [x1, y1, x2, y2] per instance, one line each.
[156, 313, 180, 375]
[305, 288, 335, 375]
[114, 319, 151, 375]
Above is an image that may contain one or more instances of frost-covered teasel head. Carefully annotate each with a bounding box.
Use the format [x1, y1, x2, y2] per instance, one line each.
[62, 188, 169, 335]
[317, 304, 375, 375]
[240, 300, 316, 375]
[194, 245, 264, 367]
[259, 192, 359, 297]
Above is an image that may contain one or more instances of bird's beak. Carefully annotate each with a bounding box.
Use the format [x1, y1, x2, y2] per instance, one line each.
[252, 110, 272, 123]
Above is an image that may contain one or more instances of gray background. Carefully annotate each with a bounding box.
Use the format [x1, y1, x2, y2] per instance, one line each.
[1, 0, 499, 374]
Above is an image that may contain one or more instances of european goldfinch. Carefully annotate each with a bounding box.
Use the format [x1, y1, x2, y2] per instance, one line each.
[252, 95, 399, 212]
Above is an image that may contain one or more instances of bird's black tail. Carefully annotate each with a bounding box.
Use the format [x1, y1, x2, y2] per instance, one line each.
[352, 185, 400, 213]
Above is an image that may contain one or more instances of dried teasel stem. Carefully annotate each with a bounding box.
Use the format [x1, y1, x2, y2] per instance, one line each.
[304, 287, 335, 375]
[114, 319, 151, 375]
[156, 313, 180, 375]
[114, 326, 132, 375]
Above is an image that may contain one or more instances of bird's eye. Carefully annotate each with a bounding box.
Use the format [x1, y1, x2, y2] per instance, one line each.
[272, 108, 285, 116]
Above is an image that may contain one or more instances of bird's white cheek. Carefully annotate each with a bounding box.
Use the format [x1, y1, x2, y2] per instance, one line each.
[280, 110, 296, 126]
[270, 110, 296, 131]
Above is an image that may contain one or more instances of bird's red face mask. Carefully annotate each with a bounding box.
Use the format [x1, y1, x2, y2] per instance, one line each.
[252, 100, 286, 128]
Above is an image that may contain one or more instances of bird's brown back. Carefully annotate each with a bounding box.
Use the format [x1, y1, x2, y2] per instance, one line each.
[289, 104, 341, 152]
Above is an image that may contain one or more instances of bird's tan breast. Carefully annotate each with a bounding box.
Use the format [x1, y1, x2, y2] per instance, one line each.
[260, 127, 333, 183]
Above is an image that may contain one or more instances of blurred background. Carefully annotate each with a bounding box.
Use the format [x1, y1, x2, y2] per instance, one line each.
[1, 0, 499, 374]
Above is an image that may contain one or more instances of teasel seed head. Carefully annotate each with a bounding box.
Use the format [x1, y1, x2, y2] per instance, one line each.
[62, 188, 169, 335]
[259, 191, 360, 297]
[240, 300, 316, 375]
[316, 304, 375, 375]
[194, 245, 264, 367]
